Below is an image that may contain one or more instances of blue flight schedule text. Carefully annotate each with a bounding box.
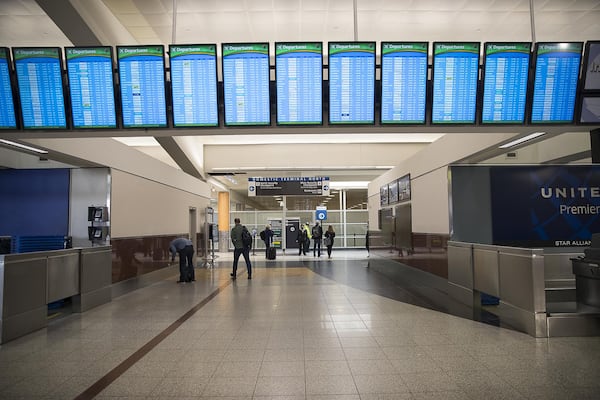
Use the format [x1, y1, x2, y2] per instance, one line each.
[0, 54, 17, 129]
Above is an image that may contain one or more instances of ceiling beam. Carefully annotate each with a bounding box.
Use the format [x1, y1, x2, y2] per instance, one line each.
[154, 137, 204, 180]
[35, 0, 102, 46]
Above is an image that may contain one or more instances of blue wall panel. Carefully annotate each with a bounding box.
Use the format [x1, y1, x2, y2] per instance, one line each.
[0, 169, 70, 236]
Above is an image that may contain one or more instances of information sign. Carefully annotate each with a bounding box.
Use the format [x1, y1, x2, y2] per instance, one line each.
[117, 45, 167, 128]
[328, 42, 375, 124]
[169, 44, 218, 127]
[275, 42, 322, 125]
[432, 42, 480, 124]
[380, 42, 428, 124]
[481, 43, 531, 124]
[13, 47, 67, 129]
[222, 43, 270, 126]
[0, 48, 17, 129]
[249, 177, 330, 196]
[66, 47, 117, 129]
[530, 42, 582, 124]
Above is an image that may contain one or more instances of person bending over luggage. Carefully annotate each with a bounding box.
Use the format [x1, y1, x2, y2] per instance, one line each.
[169, 237, 195, 283]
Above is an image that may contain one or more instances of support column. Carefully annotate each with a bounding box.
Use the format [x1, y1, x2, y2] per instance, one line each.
[218, 191, 230, 252]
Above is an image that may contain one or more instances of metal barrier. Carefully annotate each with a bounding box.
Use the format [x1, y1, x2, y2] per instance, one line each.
[0, 246, 111, 344]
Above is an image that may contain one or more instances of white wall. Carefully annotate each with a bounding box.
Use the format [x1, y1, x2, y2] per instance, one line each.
[69, 168, 110, 247]
[369, 132, 515, 234]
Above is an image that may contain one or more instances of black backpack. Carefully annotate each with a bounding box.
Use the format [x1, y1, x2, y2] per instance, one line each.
[260, 230, 266, 241]
[241, 226, 252, 248]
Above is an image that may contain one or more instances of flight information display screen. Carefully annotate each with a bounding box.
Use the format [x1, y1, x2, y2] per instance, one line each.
[432, 42, 480, 124]
[328, 42, 375, 124]
[530, 42, 582, 124]
[0, 48, 17, 129]
[65, 47, 117, 129]
[222, 43, 270, 126]
[169, 44, 218, 127]
[481, 43, 531, 124]
[117, 46, 167, 128]
[275, 42, 322, 125]
[380, 42, 428, 124]
[13, 47, 67, 129]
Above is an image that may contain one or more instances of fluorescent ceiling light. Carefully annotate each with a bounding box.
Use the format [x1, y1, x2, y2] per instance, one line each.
[0, 139, 48, 154]
[499, 132, 547, 149]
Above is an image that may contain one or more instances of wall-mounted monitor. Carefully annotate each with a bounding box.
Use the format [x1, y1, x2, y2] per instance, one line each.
[328, 42, 375, 125]
[222, 43, 270, 126]
[169, 44, 219, 127]
[582, 41, 600, 91]
[13, 47, 67, 129]
[431, 42, 480, 124]
[0, 47, 17, 129]
[117, 45, 167, 128]
[275, 42, 323, 125]
[380, 42, 428, 124]
[579, 95, 600, 124]
[380, 184, 389, 206]
[481, 42, 531, 124]
[65, 47, 117, 129]
[530, 42, 583, 124]
[388, 180, 399, 204]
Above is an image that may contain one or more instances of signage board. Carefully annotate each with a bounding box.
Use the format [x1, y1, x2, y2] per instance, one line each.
[248, 177, 330, 196]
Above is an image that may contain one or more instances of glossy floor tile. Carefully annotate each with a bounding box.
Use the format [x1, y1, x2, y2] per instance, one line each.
[0, 250, 599, 399]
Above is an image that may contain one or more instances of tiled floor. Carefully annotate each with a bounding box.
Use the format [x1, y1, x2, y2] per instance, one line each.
[1, 250, 600, 399]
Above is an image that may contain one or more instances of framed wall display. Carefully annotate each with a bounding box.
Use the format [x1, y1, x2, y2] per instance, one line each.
[0, 47, 17, 129]
[388, 180, 399, 204]
[398, 174, 411, 202]
[380, 184, 389, 206]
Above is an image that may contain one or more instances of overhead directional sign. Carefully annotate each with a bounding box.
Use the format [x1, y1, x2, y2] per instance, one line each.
[248, 177, 330, 196]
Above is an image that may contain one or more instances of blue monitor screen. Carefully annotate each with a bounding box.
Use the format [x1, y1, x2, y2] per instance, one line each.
[531, 42, 582, 124]
[222, 43, 270, 126]
[432, 42, 480, 124]
[13, 47, 67, 129]
[328, 42, 375, 124]
[169, 44, 218, 127]
[481, 43, 531, 124]
[117, 46, 167, 128]
[65, 47, 117, 129]
[380, 42, 428, 124]
[0, 48, 17, 129]
[275, 42, 322, 125]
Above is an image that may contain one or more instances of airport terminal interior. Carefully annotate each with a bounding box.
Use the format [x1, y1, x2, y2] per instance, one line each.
[2, 0, 600, 399]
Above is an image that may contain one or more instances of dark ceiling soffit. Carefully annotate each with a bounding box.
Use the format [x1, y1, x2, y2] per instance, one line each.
[35, 0, 102, 46]
[154, 136, 204, 180]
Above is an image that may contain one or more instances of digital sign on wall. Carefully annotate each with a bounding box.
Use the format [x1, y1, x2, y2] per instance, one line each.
[13, 47, 67, 129]
[328, 42, 375, 125]
[481, 43, 531, 124]
[169, 44, 219, 127]
[432, 42, 480, 124]
[530, 42, 582, 124]
[66, 47, 117, 129]
[275, 42, 322, 125]
[0, 48, 17, 129]
[380, 42, 428, 124]
[117, 45, 167, 128]
[222, 43, 271, 126]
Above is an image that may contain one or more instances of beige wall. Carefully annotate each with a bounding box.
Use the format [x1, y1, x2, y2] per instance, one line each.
[110, 169, 210, 238]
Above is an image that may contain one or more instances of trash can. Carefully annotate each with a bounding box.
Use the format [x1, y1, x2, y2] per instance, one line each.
[572, 258, 600, 308]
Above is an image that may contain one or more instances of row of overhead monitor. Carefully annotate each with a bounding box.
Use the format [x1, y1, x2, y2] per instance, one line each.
[0, 41, 599, 130]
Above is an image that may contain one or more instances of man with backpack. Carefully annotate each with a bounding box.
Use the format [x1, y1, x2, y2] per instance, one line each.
[231, 218, 252, 279]
[260, 224, 274, 258]
[312, 221, 323, 257]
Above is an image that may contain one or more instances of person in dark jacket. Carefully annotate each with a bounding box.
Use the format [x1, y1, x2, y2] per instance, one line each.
[169, 237, 194, 283]
[312, 221, 323, 257]
[231, 218, 252, 279]
[324, 225, 336, 258]
[262, 224, 274, 257]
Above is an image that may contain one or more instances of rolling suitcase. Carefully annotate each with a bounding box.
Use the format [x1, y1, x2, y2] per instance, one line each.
[267, 246, 276, 260]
